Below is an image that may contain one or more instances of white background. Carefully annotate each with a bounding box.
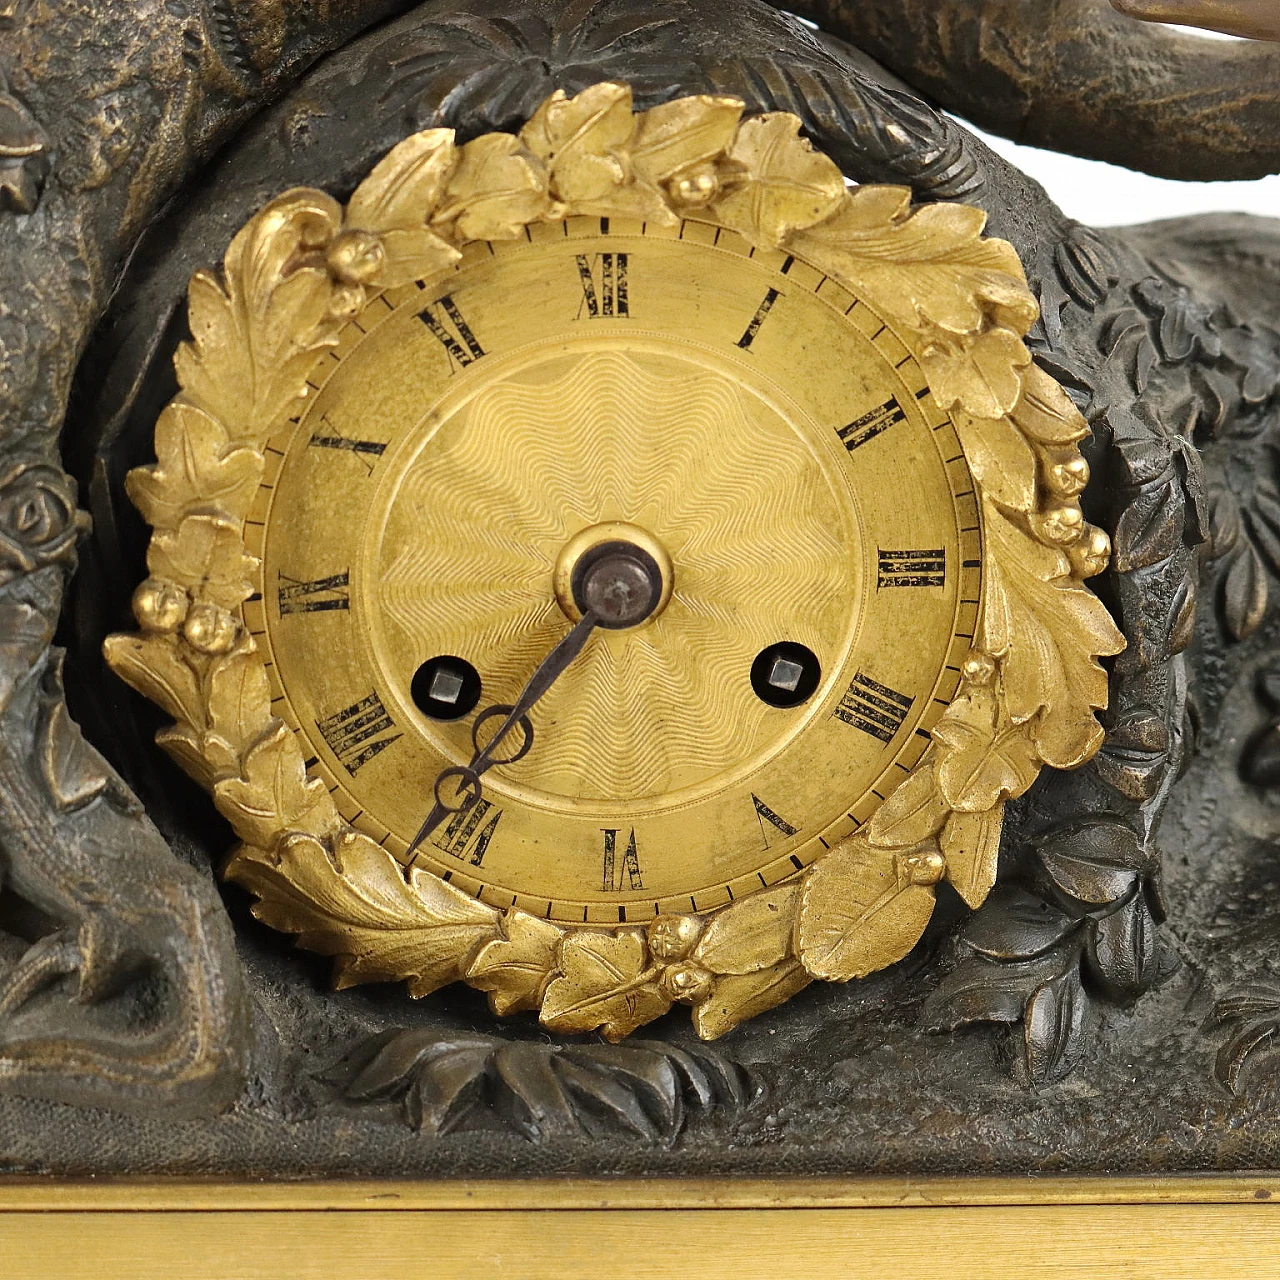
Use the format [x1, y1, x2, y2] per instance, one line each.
[961, 25, 1278, 227]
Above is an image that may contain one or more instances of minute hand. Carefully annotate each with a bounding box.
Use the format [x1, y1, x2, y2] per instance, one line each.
[407, 608, 600, 858]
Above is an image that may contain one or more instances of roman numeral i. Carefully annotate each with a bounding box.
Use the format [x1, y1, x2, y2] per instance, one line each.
[316, 691, 401, 775]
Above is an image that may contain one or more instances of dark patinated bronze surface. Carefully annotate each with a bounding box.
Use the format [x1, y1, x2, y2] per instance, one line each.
[1, 0, 1279, 1175]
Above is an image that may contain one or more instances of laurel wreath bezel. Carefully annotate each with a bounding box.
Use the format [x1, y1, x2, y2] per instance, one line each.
[103, 84, 1124, 1042]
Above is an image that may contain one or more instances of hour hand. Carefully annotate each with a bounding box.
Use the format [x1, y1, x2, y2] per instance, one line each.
[407, 532, 670, 859]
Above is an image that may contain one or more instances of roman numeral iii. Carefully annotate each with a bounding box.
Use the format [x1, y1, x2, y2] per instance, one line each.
[316, 691, 401, 774]
[877, 549, 946, 588]
[576, 252, 629, 318]
[602, 828, 644, 892]
[277, 570, 350, 616]
[433, 798, 503, 868]
[417, 293, 486, 368]
[834, 673, 913, 743]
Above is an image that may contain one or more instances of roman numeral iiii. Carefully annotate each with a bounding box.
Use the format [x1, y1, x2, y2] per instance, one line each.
[834, 673, 913, 743]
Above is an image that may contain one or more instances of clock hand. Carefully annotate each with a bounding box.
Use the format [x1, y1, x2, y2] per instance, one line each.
[407, 608, 601, 858]
[406, 536, 668, 860]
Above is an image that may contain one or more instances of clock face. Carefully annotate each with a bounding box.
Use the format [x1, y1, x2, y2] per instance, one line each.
[242, 214, 981, 925]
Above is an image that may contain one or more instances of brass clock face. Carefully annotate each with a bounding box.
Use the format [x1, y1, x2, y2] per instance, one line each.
[242, 217, 981, 925]
[107, 85, 1121, 1041]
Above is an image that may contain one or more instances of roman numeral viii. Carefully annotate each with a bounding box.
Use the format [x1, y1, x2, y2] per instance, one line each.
[417, 293, 485, 369]
[878, 548, 946, 589]
[602, 828, 644, 892]
[834, 673, 913, 744]
[576, 253, 629, 318]
[316, 691, 401, 774]
[836, 396, 906, 452]
[433, 798, 503, 868]
[277, 570, 350, 616]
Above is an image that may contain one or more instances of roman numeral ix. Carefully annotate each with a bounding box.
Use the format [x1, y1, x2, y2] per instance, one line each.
[316, 691, 401, 775]
[602, 828, 644, 892]
[433, 798, 503, 868]
[417, 293, 486, 369]
[576, 252, 629, 318]
[877, 548, 946, 589]
[836, 396, 906, 452]
[834, 673, 913, 744]
[277, 570, 350, 616]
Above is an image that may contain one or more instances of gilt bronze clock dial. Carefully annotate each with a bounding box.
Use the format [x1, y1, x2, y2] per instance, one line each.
[105, 84, 1123, 1041]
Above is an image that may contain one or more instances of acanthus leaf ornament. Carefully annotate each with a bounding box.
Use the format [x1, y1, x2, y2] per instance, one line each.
[105, 83, 1123, 1041]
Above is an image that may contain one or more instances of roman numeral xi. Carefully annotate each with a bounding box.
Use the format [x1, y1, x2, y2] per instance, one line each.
[417, 293, 485, 369]
[316, 691, 401, 775]
[277, 570, 350, 616]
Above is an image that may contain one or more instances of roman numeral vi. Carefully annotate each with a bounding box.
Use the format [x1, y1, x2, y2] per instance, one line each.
[602, 828, 644, 892]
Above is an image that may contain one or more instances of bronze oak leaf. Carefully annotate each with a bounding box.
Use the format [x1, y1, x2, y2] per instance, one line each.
[466, 911, 562, 1016]
[540, 930, 670, 1041]
[226, 832, 499, 996]
[797, 835, 938, 982]
[712, 113, 845, 247]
